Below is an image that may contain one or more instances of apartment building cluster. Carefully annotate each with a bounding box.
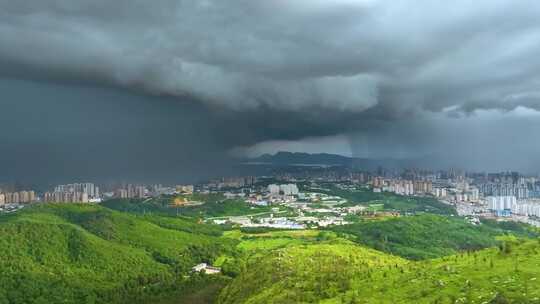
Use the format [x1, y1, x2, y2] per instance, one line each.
[268, 184, 299, 196]
[432, 187, 480, 203]
[43, 182, 100, 203]
[512, 201, 540, 217]
[205, 176, 258, 189]
[480, 182, 530, 199]
[115, 184, 146, 199]
[443, 181, 480, 202]
[372, 177, 433, 196]
[44, 191, 90, 203]
[487, 196, 517, 212]
[487, 196, 540, 217]
[0, 190, 36, 205]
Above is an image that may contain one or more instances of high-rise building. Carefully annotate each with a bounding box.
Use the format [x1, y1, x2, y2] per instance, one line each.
[413, 180, 432, 194]
[372, 177, 384, 188]
[19, 191, 29, 203]
[280, 184, 299, 195]
[433, 188, 447, 198]
[84, 183, 95, 197]
[268, 184, 280, 195]
[487, 196, 516, 211]
[117, 189, 128, 199]
[404, 181, 413, 196]
[12, 192, 20, 204]
[127, 184, 135, 198]
[136, 186, 145, 198]
[29, 191, 35, 202]
[469, 187, 479, 202]
[53, 183, 100, 199]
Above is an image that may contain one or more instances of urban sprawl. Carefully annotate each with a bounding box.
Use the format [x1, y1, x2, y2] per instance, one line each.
[2, 169, 540, 228]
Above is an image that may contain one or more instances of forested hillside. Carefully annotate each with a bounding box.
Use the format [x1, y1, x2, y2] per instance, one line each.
[330, 214, 537, 260]
[103, 197, 272, 218]
[1, 203, 538, 304]
[0, 204, 236, 304]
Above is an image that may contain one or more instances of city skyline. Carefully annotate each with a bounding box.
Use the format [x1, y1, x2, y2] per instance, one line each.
[3, 167, 540, 228]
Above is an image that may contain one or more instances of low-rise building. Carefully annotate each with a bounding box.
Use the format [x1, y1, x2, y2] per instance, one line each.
[192, 263, 221, 274]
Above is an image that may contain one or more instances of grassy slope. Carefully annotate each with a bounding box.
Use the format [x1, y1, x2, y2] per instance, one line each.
[225, 229, 322, 252]
[0, 204, 237, 304]
[217, 218, 539, 302]
[330, 214, 536, 260]
[218, 240, 407, 304]
[332, 238, 540, 304]
[218, 238, 540, 304]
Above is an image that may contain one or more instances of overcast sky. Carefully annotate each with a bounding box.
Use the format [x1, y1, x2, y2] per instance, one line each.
[2, 0, 540, 183]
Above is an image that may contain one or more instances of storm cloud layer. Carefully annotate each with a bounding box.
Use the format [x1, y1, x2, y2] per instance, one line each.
[3, 0, 540, 114]
[2, 0, 540, 182]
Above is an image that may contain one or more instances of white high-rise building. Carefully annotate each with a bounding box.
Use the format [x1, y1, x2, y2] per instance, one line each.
[469, 187, 480, 202]
[54, 183, 99, 198]
[83, 183, 95, 197]
[511, 202, 540, 217]
[487, 196, 516, 211]
[268, 184, 280, 195]
[433, 188, 447, 198]
[280, 184, 299, 195]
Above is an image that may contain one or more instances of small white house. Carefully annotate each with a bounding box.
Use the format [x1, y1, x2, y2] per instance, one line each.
[192, 263, 221, 274]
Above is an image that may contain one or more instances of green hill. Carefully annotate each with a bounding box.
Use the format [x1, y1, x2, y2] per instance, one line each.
[103, 197, 272, 219]
[0, 204, 236, 304]
[1, 204, 538, 304]
[217, 238, 540, 304]
[218, 240, 407, 304]
[330, 214, 537, 260]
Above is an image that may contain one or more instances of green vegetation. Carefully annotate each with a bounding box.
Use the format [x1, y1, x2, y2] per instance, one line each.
[178, 200, 272, 218]
[307, 184, 457, 215]
[104, 197, 272, 219]
[2, 202, 538, 304]
[330, 214, 536, 260]
[480, 218, 539, 238]
[0, 204, 236, 304]
[218, 238, 540, 304]
[225, 229, 323, 252]
[218, 240, 408, 304]
[213, 229, 329, 277]
[142, 214, 224, 236]
[151, 276, 231, 304]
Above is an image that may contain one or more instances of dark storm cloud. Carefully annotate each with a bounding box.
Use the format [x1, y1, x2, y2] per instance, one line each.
[2, 0, 540, 179]
[3, 0, 540, 115]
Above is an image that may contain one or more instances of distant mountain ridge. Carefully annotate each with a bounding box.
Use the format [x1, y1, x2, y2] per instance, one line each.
[246, 151, 418, 169]
[252, 152, 353, 165]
